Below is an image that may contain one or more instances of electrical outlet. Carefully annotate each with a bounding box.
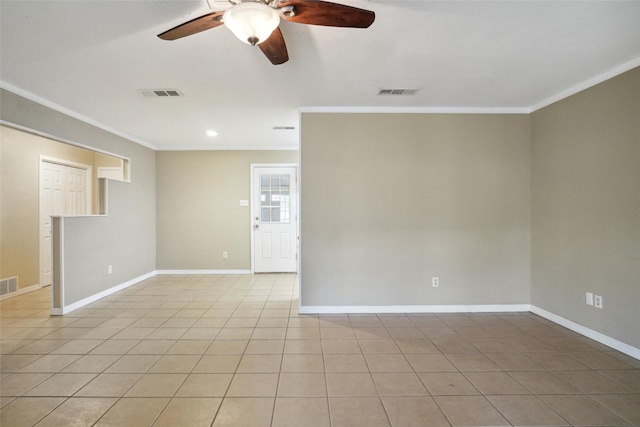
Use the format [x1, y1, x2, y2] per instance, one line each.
[223, 251, 228, 259]
[586, 292, 594, 306]
[108, 265, 112, 275]
[594, 295, 603, 309]
[432, 277, 439, 287]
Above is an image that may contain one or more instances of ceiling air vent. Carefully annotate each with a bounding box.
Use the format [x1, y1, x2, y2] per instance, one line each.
[377, 88, 419, 96]
[273, 126, 296, 130]
[140, 89, 183, 97]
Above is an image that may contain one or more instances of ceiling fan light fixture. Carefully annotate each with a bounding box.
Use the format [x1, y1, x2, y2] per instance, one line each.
[223, 2, 280, 46]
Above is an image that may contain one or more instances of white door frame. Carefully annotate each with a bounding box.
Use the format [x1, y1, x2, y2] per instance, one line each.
[39, 156, 92, 287]
[250, 163, 299, 274]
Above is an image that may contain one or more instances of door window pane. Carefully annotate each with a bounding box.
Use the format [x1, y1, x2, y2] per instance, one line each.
[259, 174, 291, 223]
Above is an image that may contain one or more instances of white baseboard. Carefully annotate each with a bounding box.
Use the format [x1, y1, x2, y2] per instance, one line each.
[51, 271, 156, 315]
[155, 269, 251, 275]
[530, 305, 640, 360]
[299, 304, 531, 314]
[0, 283, 43, 301]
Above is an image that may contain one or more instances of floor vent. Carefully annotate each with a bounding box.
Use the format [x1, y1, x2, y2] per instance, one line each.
[377, 88, 419, 96]
[140, 89, 183, 97]
[0, 276, 18, 297]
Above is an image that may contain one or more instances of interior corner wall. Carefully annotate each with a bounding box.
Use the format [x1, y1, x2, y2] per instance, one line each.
[531, 67, 640, 349]
[156, 150, 298, 270]
[300, 113, 531, 307]
[0, 88, 156, 300]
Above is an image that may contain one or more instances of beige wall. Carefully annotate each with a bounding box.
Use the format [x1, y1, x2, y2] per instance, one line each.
[1, 88, 156, 303]
[531, 67, 640, 348]
[300, 113, 531, 307]
[0, 125, 95, 288]
[156, 150, 298, 270]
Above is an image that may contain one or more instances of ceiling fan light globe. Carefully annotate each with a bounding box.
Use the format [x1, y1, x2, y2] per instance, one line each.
[223, 2, 280, 45]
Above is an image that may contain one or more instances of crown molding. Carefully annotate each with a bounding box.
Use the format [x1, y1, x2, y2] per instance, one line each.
[0, 80, 157, 150]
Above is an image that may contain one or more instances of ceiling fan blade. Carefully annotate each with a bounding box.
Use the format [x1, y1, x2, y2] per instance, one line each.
[158, 11, 225, 40]
[259, 27, 289, 65]
[280, 0, 374, 28]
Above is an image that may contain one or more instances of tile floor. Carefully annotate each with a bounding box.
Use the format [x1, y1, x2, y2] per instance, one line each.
[1, 274, 639, 426]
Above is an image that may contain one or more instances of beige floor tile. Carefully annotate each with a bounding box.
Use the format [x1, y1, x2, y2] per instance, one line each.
[24, 373, 95, 396]
[244, 339, 285, 354]
[18, 354, 80, 373]
[277, 372, 326, 397]
[484, 352, 546, 371]
[258, 317, 289, 327]
[60, 355, 120, 373]
[329, 397, 390, 427]
[373, 372, 428, 396]
[35, 397, 117, 426]
[568, 351, 634, 370]
[324, 353, 368, 372]
[181, 327, 221, 340]
[12, 340, 69, 355]
[251, 327, 287, 340]
[166, 339, 211, 354]
[127, 339, 176, 354]
[236, 354, 282, 373]
[353, 327, 391, 340]
[445, 353, 500, 371]
[284, 339, 322, 354]
[94, 397, 169, 426]
[110, 327, 155, 340]
[326, 372, 377, 397]
[0, 397, 65, 426]
[431, 336, 479, 353]
[286, 327, 320, 340]
[358, 339, 401, 354]
[104, 354, 161, 373]
[225, 317, 259, 328]
[227, 373, 279, 397]
[593, 393, 640, 425]
[281, 354, 324, 373]
[212, 397, 274, 427]
[176, 373, 233, 397]
[394, 338, 440, 354]
[48, 339, 104, 354]
[0, 354, 41, 373]
[381, 396, 450, 427]
[524, 351, 589, 370]
[272, 397, 330, 427]
[405, 353, 457, 372]
[217, 328, 254, 340]
[148, 354, 201, 373]
[0, 372, 52, 396]
[556, 369, 634, 394]
[206, 340, 248, 354]
[365, 353, 412, 372]
[486, 395, 570, 426]
[465, 371, 531, 394]
[509, 371, 582, 394]
[419, 372, 479, 395]
[540, 394, 632, 426]
[153, 397, 221, 427]
[89, 339, 140, 355]
[125, 373, 187, 397]
[75, 373, 142, 397]
[435, 395, 510, 426]
[193, 354, 241, 373]
[599, 369, 640, 392]
[321, 339, 361, 354]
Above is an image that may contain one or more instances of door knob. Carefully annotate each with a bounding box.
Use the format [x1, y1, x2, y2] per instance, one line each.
[255, 224, 260, 229]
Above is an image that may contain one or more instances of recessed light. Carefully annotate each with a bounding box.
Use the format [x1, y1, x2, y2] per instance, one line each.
[206, 130, 218, 137]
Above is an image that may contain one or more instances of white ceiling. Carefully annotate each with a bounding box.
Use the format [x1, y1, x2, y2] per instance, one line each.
[1, 0, 639, 150]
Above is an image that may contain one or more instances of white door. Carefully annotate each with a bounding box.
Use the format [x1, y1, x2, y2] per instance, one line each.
[40, 161, 89, 286]
[253, 166, 298, 273]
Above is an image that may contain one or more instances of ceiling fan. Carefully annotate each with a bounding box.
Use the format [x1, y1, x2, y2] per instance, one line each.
[158, 0, 375, 65]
